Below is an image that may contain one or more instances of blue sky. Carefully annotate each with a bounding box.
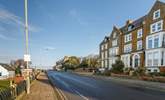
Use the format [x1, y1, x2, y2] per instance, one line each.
[0, 0, 164, 69]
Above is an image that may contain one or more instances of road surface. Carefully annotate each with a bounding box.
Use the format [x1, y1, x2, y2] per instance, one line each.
[47, 71, 165, 100]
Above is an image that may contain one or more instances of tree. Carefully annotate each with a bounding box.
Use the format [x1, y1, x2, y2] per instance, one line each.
[88, 58, 99, 69]
[15, 66, 22, 76]
[111, 60, 124, 74]
[63, 56, 80, 70]
[79, 58, 88, 70]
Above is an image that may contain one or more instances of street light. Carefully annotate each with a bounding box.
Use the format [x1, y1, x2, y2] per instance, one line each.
[24, 0, 30, 94]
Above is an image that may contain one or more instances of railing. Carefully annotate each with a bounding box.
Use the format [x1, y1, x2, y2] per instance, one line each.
[0, 88, 13, 100]
[0, 81, 26, 100]
[0, 73, 37, 100]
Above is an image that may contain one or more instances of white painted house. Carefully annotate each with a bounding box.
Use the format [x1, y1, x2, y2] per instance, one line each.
[0, 64, 15, 80]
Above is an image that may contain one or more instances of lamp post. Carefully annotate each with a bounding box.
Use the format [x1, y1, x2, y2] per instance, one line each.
[24, 0, 30, 94]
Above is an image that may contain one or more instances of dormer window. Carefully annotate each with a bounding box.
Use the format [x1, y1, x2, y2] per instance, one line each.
[128, 25, 132, 31]
[153, 9, 160, 20]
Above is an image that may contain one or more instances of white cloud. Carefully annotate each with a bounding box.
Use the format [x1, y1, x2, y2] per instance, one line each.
[0, 7, 41, 40]
[0, 33, 14, 40]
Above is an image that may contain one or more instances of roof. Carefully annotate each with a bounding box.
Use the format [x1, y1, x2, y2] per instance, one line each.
[0, 63, 15, 71]
[120, 15, 146, 33]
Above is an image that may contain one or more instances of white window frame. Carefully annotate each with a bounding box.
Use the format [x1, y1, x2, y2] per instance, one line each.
[153, 51, 159, 66]
[137, 40, 142, 50]
[124, 33, 132, 43]
[137, 29, 143, 38]
[154, 35, 159, 48]
[124, 43, 132, 53]
[105, 51, 108, 59]
[113, 32, 116, 38]
[150, 20, 163, 33]
[105, 44, 108, 49]
[147, 52, 153, 66]
[153, 9, 160, 20]
[112, 39, 117, 46]
[101, 45, 104, 50]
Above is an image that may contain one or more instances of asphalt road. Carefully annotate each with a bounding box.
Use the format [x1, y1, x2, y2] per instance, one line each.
[47, 71, 165, 100]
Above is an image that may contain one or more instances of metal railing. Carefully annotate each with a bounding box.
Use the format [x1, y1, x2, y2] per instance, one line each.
[0, 81, 26, 100]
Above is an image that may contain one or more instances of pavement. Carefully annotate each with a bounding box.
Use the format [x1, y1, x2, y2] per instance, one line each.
[48, 71, 165, 100]
[21, 72, 57, 100]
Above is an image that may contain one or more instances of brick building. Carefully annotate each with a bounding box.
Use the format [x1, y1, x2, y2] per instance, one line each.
[99, 0, 165, 72]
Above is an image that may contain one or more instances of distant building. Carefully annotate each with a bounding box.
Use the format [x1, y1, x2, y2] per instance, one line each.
[99, 1, 165, 73]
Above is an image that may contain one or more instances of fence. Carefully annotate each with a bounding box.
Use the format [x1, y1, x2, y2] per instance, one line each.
[0, 81, 26, 100]
[0, 88, 12, 100]
[0, 72, 38, 100]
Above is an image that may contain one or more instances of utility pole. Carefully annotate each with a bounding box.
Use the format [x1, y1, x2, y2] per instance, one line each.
[24, 0, 30, 94]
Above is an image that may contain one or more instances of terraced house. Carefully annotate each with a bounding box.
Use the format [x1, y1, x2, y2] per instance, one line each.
[99, 0, 165, 72]
[100, 36, 109, 68]
[108, 26, 121, 69]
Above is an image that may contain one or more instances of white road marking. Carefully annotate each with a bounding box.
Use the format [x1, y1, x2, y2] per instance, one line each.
[52, 74, 89, 100]
[74, 90, 89, 100]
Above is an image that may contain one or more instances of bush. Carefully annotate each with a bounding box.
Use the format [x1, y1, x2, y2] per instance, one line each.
[102, 70, 111, 76]
[134, 67, 146, 76]
[124, 67, 134, 75]
[149, 72, 165, 77]
[159, 72, 165, 76]
[111, 60, 124, 74]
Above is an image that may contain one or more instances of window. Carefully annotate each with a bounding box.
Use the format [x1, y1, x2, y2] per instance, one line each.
[153, 9, 160, 20]
[151, 24, 156, 33]
[101, 52, 104, 59]
[157, 21, 162, 31]
[105, 51, 108, 59]
[154, 69, 158, 72]
[153, 52, 159, 66]
[105, 44, 108, 49]
[137, 29, 143, 38]
[105, 60, 108, 67]
[124, 44, 132, 53]
[101, 45, 104, 50]
[137, 40, 142, 50]
[112, 39, 117, 46]
[128, 25, 133, 31]
[150, 20, 163, 33]
[109, 47, 118, 56]
[101, 61, 104, 67]
[148, 37, 152, 49]
[147, 53, 152, 66]
[154, 35, 159, 48]
[125, 33, 132, 43]
[163, 34, 165, 47]
[113, 32, 116, 38]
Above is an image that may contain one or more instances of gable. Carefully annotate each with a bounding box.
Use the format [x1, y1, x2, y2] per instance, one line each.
[147, 1, 165, 18]
[110, 26, 121, 39]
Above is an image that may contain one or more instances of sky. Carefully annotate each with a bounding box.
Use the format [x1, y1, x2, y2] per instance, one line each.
[0, 0, 164, 69]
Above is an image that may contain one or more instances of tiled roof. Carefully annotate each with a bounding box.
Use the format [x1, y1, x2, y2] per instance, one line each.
[0, 63, 15, 71]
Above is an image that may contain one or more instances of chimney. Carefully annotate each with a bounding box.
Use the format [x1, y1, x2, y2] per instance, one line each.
[126, 20, 133, 25]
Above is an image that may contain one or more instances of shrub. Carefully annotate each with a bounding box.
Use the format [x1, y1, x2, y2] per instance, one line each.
[111, 60, 124, 74]
[159, 72, 165, 76]
[134, 67, 146, 76]
[102, 70, 111, 76]
[124, 67, 134, 75]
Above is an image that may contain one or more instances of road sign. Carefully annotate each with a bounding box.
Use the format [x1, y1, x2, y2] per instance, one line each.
[22, 69, 33, 73]
[24, 54, 31, 61]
